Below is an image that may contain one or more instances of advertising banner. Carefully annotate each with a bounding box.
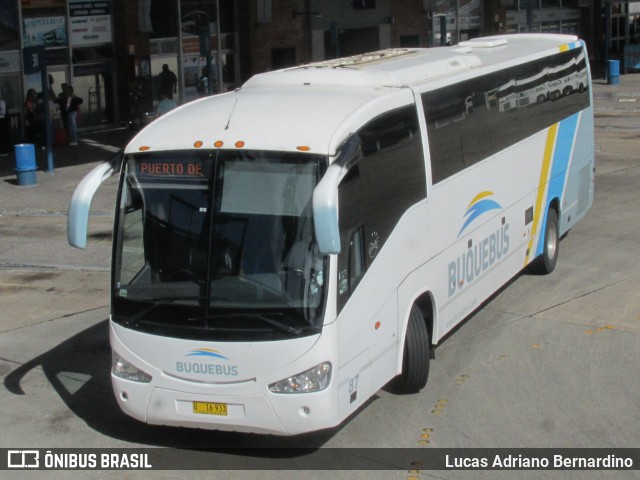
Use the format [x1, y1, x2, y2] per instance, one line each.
[23, 16, 67, 47]
[69, 0, 112, 46]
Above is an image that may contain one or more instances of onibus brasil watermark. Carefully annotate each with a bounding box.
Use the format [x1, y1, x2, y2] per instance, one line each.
[6, 450, 151, 470]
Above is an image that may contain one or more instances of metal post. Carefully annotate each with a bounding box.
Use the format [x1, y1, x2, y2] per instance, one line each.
[605, 0, 612, 67]
[305, 0, 313, 62]
[42, 68, 54, 174]
[526, 0, 533, 32]
[330, 21, 340, 57]
[215, 0, 224, 93]
[456, 0, 460, 44]
[177, 0, 184, 104]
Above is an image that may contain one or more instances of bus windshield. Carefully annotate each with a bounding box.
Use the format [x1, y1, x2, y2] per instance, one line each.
[112, 150, 328, 341]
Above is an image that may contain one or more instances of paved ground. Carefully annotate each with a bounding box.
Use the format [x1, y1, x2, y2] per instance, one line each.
[0, 72, 639, 479]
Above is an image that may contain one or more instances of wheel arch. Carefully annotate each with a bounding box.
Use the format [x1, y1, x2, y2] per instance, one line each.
[391, 290, 435, 393]
[548, 196, 560, 216]
[530, 197, 561, 274]
[547, 196, 561, 232]
[405, 290, 436, 360]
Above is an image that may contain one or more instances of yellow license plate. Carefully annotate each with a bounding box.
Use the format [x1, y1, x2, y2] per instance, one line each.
[192, 401, 228, 416]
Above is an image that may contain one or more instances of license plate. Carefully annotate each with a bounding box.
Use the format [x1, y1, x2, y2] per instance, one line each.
[192, 401, 228, 416]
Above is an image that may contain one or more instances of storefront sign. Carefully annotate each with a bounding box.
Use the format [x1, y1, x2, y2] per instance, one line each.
[69, 0, 110, 16]
[20, 0, 66, 9]
[70, 0, 112, 46]
[0, 52, 21, 73]
[23, 17, 67, 47]
[22, 46, 46, 74]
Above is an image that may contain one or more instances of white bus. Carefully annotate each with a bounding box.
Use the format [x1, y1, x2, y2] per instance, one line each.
[68, 34, 594, 436]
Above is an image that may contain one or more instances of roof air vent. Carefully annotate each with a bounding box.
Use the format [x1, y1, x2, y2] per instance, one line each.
[459, 38, 508, 48]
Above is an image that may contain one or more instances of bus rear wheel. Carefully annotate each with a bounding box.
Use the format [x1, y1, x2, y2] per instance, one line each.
[392, 305, 430, 394]
[530, 207, 559, 274]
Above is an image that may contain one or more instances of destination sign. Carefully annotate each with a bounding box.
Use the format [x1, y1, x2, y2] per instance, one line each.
[138, 162, 204, 176]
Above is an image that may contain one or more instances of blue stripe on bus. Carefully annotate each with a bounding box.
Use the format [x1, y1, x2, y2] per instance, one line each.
[535, 112, 580, 257]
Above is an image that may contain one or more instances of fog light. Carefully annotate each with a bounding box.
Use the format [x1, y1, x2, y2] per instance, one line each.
[268, 362, 331, 394]
[112, 352, 152, 383]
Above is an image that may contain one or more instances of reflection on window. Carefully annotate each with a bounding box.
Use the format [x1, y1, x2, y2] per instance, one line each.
[113, 151, 328, 340]
[118, 176, 145, 285]
[423, 48, 590, 185]
[337, 105, 426, 312]
[349, 227, 366, 292]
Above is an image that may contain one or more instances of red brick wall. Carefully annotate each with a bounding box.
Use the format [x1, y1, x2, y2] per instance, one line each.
[241, 0, 307, 77]
[391, 1, 430, 47]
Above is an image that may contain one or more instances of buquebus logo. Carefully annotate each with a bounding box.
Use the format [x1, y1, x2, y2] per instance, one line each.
[458, 191, 503, 238]
[187, 348, 228, 360]
[176, 348, 239, 376]
[448, 191, 510, 298]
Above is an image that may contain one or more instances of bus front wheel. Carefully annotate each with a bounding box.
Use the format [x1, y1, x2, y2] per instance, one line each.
[530, 208, 559, 274]
[393, 305, 430, 394]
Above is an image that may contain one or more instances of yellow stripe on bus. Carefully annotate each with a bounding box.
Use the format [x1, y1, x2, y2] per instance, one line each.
[525, 123, 558, 266]
[466, 190, 494, 209]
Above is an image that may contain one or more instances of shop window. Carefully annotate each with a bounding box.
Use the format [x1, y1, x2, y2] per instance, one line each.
[271, 47, 296, 70]
[400, 35, 420, 48]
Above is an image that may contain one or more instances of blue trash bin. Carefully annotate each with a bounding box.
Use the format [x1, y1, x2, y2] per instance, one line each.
[14, 143, 37, 186]
[607, 60, 620, 86]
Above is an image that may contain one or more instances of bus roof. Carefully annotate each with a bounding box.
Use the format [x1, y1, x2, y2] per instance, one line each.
[125, 34, 582, 157]
[243, 34, 580, 89]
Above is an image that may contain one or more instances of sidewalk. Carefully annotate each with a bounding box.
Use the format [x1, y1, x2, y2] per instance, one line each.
[592, 72, 640, 124]
[0, 127, 134, 276]
[0, 127, 134, 216]
[591, 73, 640, 172]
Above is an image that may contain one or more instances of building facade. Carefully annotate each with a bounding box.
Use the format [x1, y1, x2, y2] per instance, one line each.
[0, 0, 637, 141]
[0, 0, 241, 137]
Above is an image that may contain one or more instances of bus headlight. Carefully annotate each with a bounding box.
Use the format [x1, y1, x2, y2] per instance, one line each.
[268, 362, 331, 394]
[112, 352, 152, 383]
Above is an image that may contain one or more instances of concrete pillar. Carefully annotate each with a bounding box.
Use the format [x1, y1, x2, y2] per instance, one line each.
[311, 29, 325, 62]
[379, 23, 392, 49]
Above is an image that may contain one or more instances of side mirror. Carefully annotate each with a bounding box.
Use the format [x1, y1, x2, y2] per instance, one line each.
[67, 153, 122, 249]
[312, 165, 341, 255]
[312, 134, 361, 255]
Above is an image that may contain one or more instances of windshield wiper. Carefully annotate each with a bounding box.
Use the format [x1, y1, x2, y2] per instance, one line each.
[187, 312, 307, 336]
[248, 314, 303, 336]
[128, 296, 208, 322]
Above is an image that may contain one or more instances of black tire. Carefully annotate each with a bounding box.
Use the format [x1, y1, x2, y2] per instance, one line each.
[392, 305, 430, 394]
[530, 208, 559, 275]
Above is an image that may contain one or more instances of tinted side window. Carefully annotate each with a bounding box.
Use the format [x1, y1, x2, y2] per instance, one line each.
[423, 48, 590, 185]
[337, 105, 426, 312]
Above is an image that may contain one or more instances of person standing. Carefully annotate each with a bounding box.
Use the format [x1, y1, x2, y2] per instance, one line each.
[34, 92, 46, 148]
[155, 93, 176, 118]
[24, 88, 38, 144]
[158, 64, 178, 100]
[196, 67, 208, 97]
[64, 86, 83, 146]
